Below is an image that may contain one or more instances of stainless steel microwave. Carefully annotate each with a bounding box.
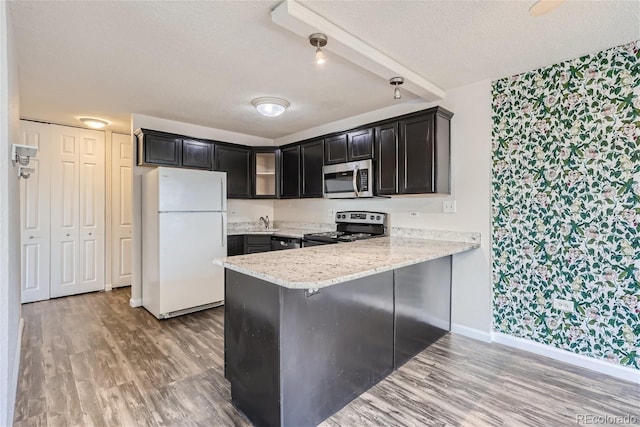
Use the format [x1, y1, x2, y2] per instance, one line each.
[323, 159, 373, 198]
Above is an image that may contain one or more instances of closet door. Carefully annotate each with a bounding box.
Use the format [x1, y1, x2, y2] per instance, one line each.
[19, 121, 51, 303]
[111, 133, 132, 287]
[50, 125, 105, 298]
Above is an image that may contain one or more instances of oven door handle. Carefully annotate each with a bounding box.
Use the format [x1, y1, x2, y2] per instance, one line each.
[352, 167, 361, 197]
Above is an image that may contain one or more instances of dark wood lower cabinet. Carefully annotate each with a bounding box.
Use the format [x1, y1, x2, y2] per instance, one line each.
[226, 235, 245, 256]
[245, 234, 271, 254]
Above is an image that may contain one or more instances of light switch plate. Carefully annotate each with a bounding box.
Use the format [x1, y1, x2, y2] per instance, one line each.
[443, 200, 457, 213]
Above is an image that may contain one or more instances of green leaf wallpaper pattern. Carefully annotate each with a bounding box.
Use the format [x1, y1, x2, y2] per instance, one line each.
[491, 40, 640, 369]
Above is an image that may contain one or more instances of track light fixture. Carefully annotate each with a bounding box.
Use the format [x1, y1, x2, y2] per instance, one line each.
[390, 77, 404, 100]
[309, 33, 328, 65]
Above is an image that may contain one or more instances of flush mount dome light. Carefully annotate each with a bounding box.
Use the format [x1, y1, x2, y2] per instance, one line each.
[529, 0, 565, 16]
[251, 97, 290, 117]
[79, 117, 110, 129]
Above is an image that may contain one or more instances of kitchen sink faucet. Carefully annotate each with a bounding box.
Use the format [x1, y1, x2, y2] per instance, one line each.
[259, 215, 269, 230]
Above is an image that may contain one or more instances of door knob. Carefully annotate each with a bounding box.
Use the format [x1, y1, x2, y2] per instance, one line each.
[89, 232, 93, 236]
[29, 236, 34, 240]
[66, 233, 70, 237]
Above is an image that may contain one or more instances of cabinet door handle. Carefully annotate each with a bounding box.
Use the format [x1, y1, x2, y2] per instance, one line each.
[29, 236, 34, 240]
[66, 233, 70, 237]
[89, 232, 93, 236]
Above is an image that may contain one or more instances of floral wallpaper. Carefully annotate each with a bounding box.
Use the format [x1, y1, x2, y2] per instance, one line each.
[492, 41, 640, 370]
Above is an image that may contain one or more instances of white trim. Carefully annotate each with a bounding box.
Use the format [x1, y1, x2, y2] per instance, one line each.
[130, 298, 142, 307]
[105, 283, 113, 292]
[451, 323, 492, 343]
[492, 332, 640, 384]
[7, 318, 24, 425]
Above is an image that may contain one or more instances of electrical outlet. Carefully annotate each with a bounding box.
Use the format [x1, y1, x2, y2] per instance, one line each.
[553, 298, 573, 312]
[409, 212, 420, 217]
[328, 209, 335, 218]
[443, 200, 457, 213]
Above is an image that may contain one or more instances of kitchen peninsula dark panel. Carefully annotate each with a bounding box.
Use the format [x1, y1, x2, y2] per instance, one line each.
[225, 269, 394, 427]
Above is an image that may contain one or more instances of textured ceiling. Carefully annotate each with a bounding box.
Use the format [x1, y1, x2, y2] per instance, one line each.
[9, 0, 640, 138]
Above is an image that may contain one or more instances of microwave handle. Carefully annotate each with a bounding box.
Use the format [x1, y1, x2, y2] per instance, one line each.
[353, 167, 361, 197]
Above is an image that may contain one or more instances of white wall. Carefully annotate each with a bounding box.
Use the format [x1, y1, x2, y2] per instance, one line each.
[0, 2, 23, 424]
[228, 199, 274, 223]
[274, 80, 493, 335]
[129, 114, 274, 306]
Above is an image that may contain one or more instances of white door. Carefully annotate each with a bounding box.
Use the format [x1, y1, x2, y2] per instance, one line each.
[19, 121, 51, 303]
[111, 133, 132, 288]
[50, 125, 105, 298]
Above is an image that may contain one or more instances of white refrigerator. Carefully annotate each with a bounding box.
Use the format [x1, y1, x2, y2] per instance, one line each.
[142, 167, 227, 319]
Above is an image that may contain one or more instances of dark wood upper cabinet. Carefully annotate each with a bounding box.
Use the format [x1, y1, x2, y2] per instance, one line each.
[347, 128, 374, 161]
[134, 106, 451, 201]
[374, 123, 398, 195]
[182, 139, 212, 170]
[136, 129, 182, 166]
[324, 134, 348, 164]
[301, 139, 324, 198]
[324, 128, 374, 165]
[398, 108, 451, 194]
[280, 144, 300, 198]
[215, 144, 251, 199]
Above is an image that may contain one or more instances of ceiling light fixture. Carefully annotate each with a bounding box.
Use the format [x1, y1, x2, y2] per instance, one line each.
[529, 0, 565, 16]
[390, 77, 404, 100]
[79, 117, 109, 129]
[309, 33, 328, 65]
[251, 97, 290, 117]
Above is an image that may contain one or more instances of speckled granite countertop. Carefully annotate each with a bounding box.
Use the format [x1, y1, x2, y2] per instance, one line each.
[227, 221, 333, 239]
[226, 227, 325, 239]
[214, 236, 479, 289]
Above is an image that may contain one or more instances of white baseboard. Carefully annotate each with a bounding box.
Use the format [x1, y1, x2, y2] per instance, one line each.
[451, 323, 492, 343]
[492, 332, 640, 384]
[105, 283, 113, 292]
[129, 298, 142, 307]
[7, 318, 24, 426]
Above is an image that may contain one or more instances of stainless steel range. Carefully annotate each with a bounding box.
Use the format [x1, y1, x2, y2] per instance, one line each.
[303, 211, 387, 247]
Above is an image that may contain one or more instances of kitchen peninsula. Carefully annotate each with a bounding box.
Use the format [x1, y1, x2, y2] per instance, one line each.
[215, 232, 479, 427]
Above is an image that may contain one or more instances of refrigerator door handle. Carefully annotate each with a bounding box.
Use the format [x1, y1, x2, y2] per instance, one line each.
[221, 214, 226, 247]
[220, 179, 225, 211]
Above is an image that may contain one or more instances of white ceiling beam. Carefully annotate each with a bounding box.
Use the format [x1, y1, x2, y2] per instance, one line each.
[271, 0, 446, 101]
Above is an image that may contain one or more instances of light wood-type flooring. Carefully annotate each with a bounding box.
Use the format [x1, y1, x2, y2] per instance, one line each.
[14, 288, 640, 426]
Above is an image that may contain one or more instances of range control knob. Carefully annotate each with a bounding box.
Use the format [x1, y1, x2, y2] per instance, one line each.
[376, 215, 381, 220]
[370, 215, 374, 220]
